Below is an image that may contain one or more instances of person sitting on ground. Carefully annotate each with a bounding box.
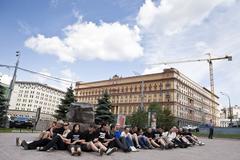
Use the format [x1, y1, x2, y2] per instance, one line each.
[38, 121, 57, 140]
[129, 126, 141, 149]
[66, 123, 85, 156]
[80, 124, 106, 156]
[179, 128, 205, 146]
[137, 128, 153, 149]
[161, 128, 175, 149]
[110, 124, 130, 152]
[152, 127, 169, 149]
[18, 120, 65, 150]
[96, 123, 118, 155]
[170, 127, 191, 148]
[120, 127, 138, 152]
[37, 122, 71, 151]
[144, 127, 161, 149]
[16, 121, 57, 147]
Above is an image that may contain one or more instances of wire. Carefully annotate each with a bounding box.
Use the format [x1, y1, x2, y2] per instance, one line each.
[0, 64, 76, 83]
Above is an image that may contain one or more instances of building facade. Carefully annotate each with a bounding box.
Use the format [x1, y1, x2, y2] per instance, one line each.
[8, 81, 65, 120]
[75, 68, 219, 126]
[220, 105, 240, 127]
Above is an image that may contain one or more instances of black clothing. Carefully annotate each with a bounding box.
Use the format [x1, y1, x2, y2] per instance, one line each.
[66, 131, 84, 145]
[27, 139, 51, 150]
[83, 130, 98, 142]
[96, 130, 112, 143]
[208, 128, 214, 139]
[152, 131, 162, 139]
[53, 127, 65, 135]
[42, 135, 67, 151]
[144, 131, 154, 138]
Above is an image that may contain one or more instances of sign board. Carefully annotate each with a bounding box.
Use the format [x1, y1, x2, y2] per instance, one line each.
[117, 114, 126, 127]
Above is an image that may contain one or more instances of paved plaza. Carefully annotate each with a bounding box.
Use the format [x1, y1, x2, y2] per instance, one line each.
[0, 133, 239, 160]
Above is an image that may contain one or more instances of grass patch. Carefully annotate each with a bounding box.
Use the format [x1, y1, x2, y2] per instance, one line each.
[0, 128, 34, 133]
[194, 132, 240, 139]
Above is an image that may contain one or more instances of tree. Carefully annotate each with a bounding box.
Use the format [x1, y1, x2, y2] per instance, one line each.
[0, 85, 7, 127]
[148, 102, 175, 130]
[95, 91, 114, 124]
[54, 86, 75, 120]
[128, 110, 148, 128]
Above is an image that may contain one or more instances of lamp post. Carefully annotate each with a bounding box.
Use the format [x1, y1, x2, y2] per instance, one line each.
[220, 92, 233, 126]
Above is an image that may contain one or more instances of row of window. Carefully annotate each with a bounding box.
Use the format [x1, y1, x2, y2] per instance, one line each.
[17, 84, 64, 96]
[76, 81, 172, 96]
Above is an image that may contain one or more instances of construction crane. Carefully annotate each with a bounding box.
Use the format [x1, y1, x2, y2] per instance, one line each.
[150, 53, 232, 124]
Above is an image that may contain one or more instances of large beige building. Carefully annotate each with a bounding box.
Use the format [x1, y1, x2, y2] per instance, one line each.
[75, 68, 219, 126]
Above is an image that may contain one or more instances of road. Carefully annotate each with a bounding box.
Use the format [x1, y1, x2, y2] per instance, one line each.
[0, 133, 239, 160]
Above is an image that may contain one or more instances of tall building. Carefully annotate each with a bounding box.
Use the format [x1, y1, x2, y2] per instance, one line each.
[8, 81, 65, 120]
[75, 68, 219, 126]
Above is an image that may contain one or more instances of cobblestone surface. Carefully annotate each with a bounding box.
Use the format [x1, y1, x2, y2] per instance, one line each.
[0, 133, 240, 160]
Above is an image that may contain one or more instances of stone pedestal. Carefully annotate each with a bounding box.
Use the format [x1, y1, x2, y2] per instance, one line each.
[66, 102, 95, 124]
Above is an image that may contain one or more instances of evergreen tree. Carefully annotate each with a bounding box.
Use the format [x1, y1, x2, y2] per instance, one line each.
[95, 91, 114, 124]
[0, 85, 7, 127]
[54, 86, 75, 120]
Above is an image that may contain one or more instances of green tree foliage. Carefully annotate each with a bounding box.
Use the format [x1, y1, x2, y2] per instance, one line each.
[95, 91, 114, 124]
[0, 85, 7, 127]
[148, 102, 176, 130]
[128, 109, 148, 128]
[54, 86, 75, 120]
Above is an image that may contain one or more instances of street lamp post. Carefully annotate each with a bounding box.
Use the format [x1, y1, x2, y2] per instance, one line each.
[220, 92, 233, 126]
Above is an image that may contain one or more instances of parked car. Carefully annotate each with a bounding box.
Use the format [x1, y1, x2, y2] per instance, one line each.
[9, 117, 33, 129]
[182, 125, 199, 132]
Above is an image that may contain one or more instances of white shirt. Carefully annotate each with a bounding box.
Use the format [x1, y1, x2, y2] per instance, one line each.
[168, 132, 176, 141]
[121, 131, 131, 138]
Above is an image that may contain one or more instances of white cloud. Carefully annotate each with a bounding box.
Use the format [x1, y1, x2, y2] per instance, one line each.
[0, 73, 12, 85]
[60, 68, 79, 82]
[138, 0, 240, 105]
[31, 68, 52, 84]
[59, 68, 79, 90]
[137, 0, 234, 35]
[25, 20, 143, 62]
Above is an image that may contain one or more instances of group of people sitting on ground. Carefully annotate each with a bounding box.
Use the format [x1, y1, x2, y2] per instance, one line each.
[16, 120, 205, 156]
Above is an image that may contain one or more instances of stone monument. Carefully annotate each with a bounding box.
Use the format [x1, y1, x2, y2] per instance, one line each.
[66, 102, 95, 124]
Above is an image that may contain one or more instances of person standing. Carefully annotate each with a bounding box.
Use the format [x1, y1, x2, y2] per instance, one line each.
[208, 119, 214, 139]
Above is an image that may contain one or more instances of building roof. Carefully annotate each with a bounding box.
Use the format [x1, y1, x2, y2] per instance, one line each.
[76, 68, 219, 98]
[15, 81, 66, 94]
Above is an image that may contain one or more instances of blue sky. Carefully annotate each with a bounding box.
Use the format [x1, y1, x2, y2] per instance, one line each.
[0, 0, 240, 107]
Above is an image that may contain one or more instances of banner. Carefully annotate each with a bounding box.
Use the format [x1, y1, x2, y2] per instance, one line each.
[117, 114, 126, 127]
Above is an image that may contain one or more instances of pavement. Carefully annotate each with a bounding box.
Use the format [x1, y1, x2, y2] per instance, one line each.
[0, 133, 240, 160]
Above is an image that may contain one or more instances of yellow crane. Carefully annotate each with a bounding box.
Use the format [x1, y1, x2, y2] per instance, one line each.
[150, 53, 232, 124]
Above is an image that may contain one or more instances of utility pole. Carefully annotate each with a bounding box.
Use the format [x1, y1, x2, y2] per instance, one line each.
[6, 51, 20, 111]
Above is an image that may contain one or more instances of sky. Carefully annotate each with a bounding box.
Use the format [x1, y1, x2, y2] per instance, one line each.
[0, 0, 240, 107]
